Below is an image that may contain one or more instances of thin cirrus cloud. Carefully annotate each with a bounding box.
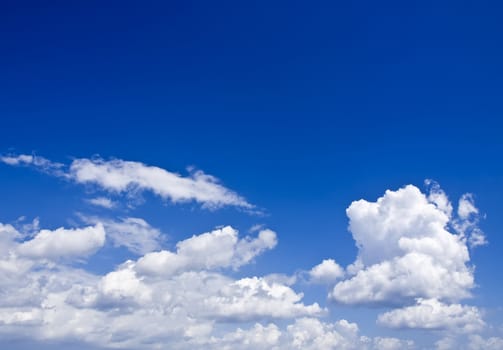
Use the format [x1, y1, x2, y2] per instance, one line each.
[81, 216, 162, 255]
[0, 154, 253, 210]
[87, 197, 116, 209]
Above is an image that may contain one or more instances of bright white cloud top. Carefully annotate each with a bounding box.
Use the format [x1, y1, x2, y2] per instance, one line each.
[0, 155, 500, 349]
[330, 184, 478, 306]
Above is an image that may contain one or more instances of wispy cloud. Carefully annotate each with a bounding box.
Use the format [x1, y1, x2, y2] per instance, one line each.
[1, 153, 253, 210]
[86, 197, 116, 209]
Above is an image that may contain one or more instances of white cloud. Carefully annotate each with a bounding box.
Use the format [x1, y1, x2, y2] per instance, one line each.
[201, 276, 323, 321]
[435, 334, 503, 350]
[309, 259, 345, 284]
[0, 220, 334, 349]
[373, 337, 415, 350]
[467, 334, 503, 350]
[135, 226, 276, 276]
[216, 323, 282, 349]
[458, 194, 479, 219]
[86, 197, 116, 209]
[377, 298, 485, 332]
[83, 216, 161, 255]
[0, 154, 35, 165]
[69, 158, 252, 209]
[452, 193, 486, 248]
[0, 177, 488, 349]
[17, 224, 105, 260]
[0, 154, 66, 176]
[331, 185, 476, 305]
[205, 319, 414, 350]
[98, 262, 153, 305]
[1, 154, 252, 210]
[425, 179, 453, 218]
[286, 317, 363, 350]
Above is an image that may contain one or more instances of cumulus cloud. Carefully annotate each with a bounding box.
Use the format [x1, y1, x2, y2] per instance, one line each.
[135, 226, 277, 276]
[1, 154, 252, 210]
[330, 184, 479, 306]
[0, 220, 350, 349]
[17, 224, 105, 260]
[282, 318, 413, 350]
[309, 259, 345, 284]
[377, 298, 485, 332]
[0, 173, 488, 349]
[215, 323, 282, 349]
[286, 317, 364, 349]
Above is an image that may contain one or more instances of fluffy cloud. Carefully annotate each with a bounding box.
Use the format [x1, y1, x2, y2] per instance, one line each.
[215, 323, 282, 350]
[17, 224, 105, 260]
[135, 226, 277, 276]
[331, 185, 478, 306]
[0, 171, 488, 349]
[82, 216, 162, 255]
[0, 221, 338, 349]
[1, 217, 415, 349]
[377, 298, 485, 332]
[309, 259, 345, 284]
[1, 154, 252, 210]
[286, 317, 363, 349]
[283, 318, 413, 350]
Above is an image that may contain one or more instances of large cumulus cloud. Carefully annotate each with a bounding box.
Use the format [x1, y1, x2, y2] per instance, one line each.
[331, 185, 476, 305]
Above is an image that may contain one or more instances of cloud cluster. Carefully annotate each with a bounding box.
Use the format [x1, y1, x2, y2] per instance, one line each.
[305, 183, 488, 338]
[0, 220, 338, 349]
[0, 218, 418, 349]
[2, 156, 492, 349]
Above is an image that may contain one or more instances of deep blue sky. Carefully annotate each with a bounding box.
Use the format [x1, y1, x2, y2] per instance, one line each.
[1, 1, 503, 348]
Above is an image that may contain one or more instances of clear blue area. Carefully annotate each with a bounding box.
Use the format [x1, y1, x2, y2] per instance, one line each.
[1, 0, 502, 345]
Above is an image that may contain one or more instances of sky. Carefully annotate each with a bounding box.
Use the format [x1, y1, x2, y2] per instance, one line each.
[1, 1, 503, 349]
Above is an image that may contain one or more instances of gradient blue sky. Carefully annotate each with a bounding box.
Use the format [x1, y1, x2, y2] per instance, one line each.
[1, 1, 503, 349]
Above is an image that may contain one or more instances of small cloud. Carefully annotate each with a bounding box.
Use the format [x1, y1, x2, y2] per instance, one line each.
[309, 259, 345, 285]
[87, 197, 116, 209]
